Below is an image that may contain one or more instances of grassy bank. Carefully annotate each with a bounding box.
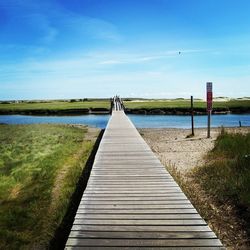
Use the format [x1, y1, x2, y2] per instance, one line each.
[0, 124, 99, 249]
[1, 98, 250, 115]
[0, 100, 110, 115]
[167, 129, 250, 248]
[124, 98, 250, 114]
[194, 129, 250, 210]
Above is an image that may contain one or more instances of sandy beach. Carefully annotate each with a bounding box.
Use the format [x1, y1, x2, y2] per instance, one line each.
[139, 127, 250, 172]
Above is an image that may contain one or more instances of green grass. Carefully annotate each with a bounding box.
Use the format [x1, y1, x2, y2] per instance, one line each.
[1, 99, 249, 113]
[0, 100, 110, 111]
[0, 124, 99, 249]
[124, 99, 250, 110]
[124, 99, 204, 109]
[193, 129, 250, 208]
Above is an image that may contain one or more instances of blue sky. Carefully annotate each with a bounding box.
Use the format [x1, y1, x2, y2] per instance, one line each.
[0, 0, 250, 100]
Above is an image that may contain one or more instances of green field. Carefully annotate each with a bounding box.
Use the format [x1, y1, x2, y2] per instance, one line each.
[124, 99, 250, 110]
[0, 124, 99, 249]
[0, 100, 110, 111]
[0, 98, 250, 114]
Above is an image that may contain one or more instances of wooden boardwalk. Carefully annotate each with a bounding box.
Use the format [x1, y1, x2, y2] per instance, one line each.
[65, 109, 224, 249]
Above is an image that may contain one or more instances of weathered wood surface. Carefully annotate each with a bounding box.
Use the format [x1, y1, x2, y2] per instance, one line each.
[65, 110, 224, 249]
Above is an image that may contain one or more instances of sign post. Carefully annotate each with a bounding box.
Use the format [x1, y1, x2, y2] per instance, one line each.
[206, 82, 213, 138]
[191, 96, 194, 136]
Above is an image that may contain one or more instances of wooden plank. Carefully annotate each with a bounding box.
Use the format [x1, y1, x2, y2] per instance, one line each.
[65, 247, 225, 250]
[86, 183, 177, 186]
[68, 230, 216, 239]
[74, 214, 202, 220]
[91, 171, 167, 174]
[82, 193, 184, 197]
[86, 185, 178, 189]
[66, 238, 223, 247]
[94, 159, 160, 163]
[71, 224, 212, 232]
[91, 175, 173, 180]
[92, 168, 165, 171]
[94, 153, 159, 156]
[76, 209, 198, 214]
[92, 176, 174, 179]
[96, 156, 159, 159]
[87, 181, 175, 185]
[85, 186, 179, 190]
[91, 171, 167, 173]
[86, 187, 178, 190]
[80, 200, 191, 205]
[88, 181, 178, 185]
[73, 219, 206, 225]
[85, 188, 182, 191]
[93, 164, 165, 167]
[86, 183, 176, 187]
[78, 204, 194, 209]
[92, 165, 165, 168]
[88, 179, 174, 182]
[91, 169, 166, 172]
[87, 181, 176, 184]
[83, 190, 182, 194]
[82, 196, 187, 200]
[91, 169, 166, 171]
[80, 198, 191, 205]
[85, 187, 181, 190]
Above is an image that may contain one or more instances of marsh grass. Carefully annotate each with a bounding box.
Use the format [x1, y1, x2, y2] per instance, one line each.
[124, 99, 250, 110]
[1, 99, 249, 113]
[0, 100, 110, 111]
[0, 124, 98, 249]
[194, 129, 250, 208]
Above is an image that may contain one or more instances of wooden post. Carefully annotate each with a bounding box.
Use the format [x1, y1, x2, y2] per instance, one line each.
[206, 82, 213, 138]
[207, 110, 211, 138]
[110, 98, 113, 114]
[191, 96, 194, 136]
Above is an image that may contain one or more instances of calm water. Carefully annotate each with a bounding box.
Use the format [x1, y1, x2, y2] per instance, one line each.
[129, 114, 250, 128]
[0, 114, 249, 129]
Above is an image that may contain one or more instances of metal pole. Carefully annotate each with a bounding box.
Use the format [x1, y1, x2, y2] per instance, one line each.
[191, 96, 194, 136]
[206, 82, 213, 138]
[207, 110, 211, 138]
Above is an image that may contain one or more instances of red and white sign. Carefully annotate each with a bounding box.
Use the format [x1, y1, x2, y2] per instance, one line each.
[207, 82, 213, 111]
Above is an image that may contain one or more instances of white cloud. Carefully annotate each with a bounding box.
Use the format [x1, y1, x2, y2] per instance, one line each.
[1, 47, 250, 99]
[78, 16, 122, 42]
[94, 48, 210, 66]
[99, 60, 123, 65]
[1, 0, 121, 45]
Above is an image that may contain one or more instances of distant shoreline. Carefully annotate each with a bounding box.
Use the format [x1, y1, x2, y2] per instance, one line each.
[0, 98, 250, 115]
[0, 108, 250, 116]
[0, 109, 110, 116]
[125, 108, 250, 115]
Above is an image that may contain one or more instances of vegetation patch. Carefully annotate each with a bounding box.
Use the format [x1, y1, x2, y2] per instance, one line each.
[166, 129, 250, 249]
[0, 124, 99, 249]
[194, 129, 250, 210]
[0, 100, 110, 115]
[124, 99, 250, 114]
[1, 98, 250, 115]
